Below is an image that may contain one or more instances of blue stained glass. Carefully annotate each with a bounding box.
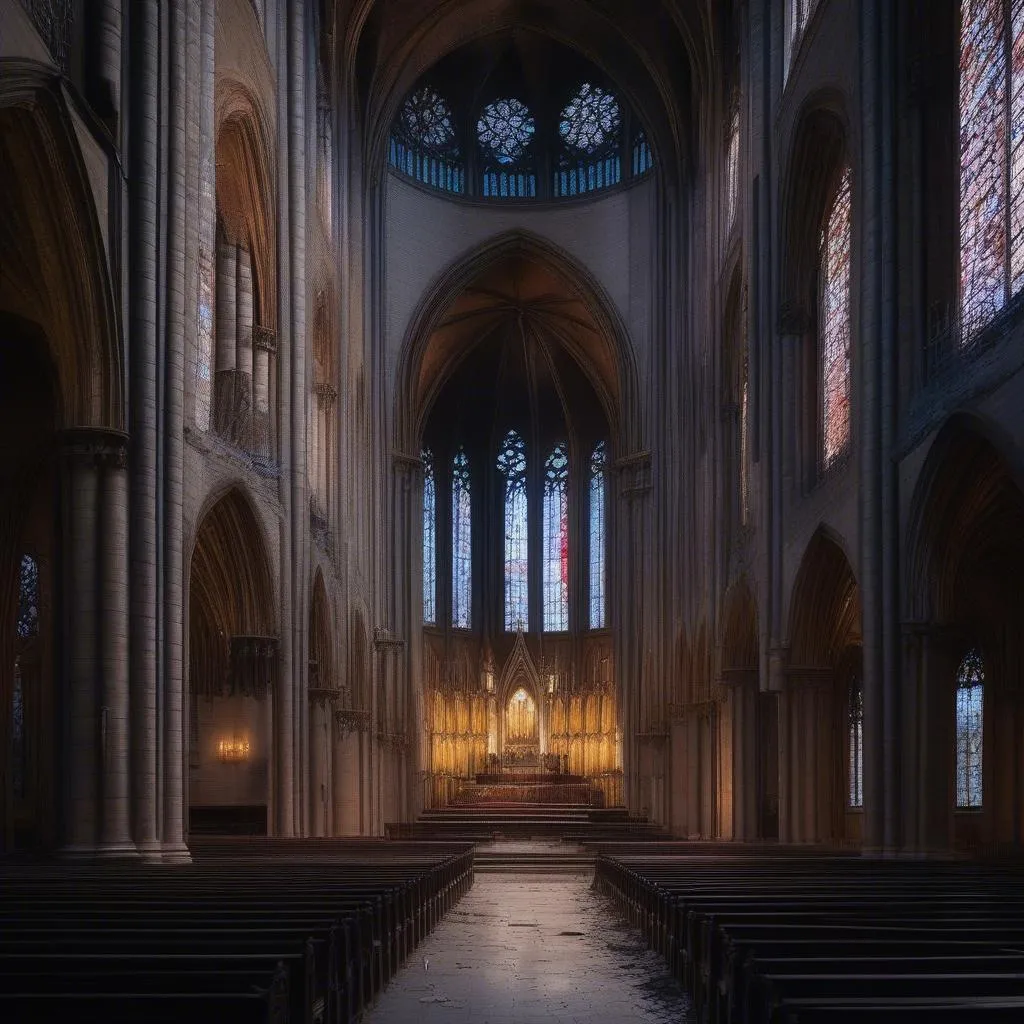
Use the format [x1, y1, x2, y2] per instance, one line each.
[17, 554, 39, 640]
[422, 449, 436, 625]
[497, 430, 528, 631]
[543, 444, 569, 632]
[451, 449, 472, 629]
[956, 649, 985, 808]
[589, 442, 607, 629]
[848, 676, 863, 808]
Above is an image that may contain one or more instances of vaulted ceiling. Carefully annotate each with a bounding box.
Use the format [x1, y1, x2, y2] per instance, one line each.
[330, 0, 727, 185]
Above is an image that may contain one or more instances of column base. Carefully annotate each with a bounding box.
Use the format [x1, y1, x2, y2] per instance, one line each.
[133, 838, 163, 862]
[160, 840, 193, 863]
[96, 840, 140, 860]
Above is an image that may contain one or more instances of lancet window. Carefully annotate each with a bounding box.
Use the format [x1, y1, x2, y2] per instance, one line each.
[422, 448, 437, 626]
[848, 674, 864, 808]
[589, 442, 607, 630]
[785, 0, 820, 78]
[726, 102, 740, 232]
[451, 449, 472, 629]
[13, 554, 40, 801]
[819, 166, 853, 473]
[955, 648, 985, 808]
[959, 0, 1024, 337]
[543, 444, 570, 631]
[497, 430, 529, 630]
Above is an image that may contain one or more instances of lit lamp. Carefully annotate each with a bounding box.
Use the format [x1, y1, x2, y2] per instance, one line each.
[217, 736, 251, 762]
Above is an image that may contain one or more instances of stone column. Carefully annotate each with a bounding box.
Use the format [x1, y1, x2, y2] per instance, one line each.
[308, 689, 330, 837]
[97, 433, 134, 856]
[332, 708, 364, 835]
[235, 246, 255, 446]
[60, 431, 101, 856]
[723, 669, 759, 841]
[215, 241, 238, 437]
[128, 0, 161, 860]
[253, 327, 275, 456]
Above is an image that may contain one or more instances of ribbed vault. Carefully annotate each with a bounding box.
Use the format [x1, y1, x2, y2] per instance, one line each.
[339, 0, 718, 186]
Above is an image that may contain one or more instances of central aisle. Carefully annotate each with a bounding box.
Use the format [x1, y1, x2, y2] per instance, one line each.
[364, 869, 694, 1024]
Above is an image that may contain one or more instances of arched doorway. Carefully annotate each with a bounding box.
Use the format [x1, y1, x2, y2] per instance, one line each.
[785, 529, 862, 845]
[503, 684, 540, 767]
[0, 324, 58, 853]
[187, 489, 277, 837]
[905, 419, 1024, 853]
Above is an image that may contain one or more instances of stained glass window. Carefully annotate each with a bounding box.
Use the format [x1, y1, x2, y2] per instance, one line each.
[785, 0, 819, 77]
[848, 675, 863, 808]
[451, 449, 472, 629]
[478, 98, 535, 164]
[17, 554, 39, 640]
[478, 98, 536, 198]
[401, 87, 456, 151]
[819, 166, 852, 472]
[422, 448, 436, 626]
[740, 356, 750, 525]
[560, 84, 620, 154]
[959, 0, 1024, 337]
[13, 554, 38, 802]
[956, 648, 985, 808]
[390, 87, 463, 193]
[589, 442, 607, 630]
[632, 131, 654, 177]
[543, 444, 570, 632]
[726, 103, 740, 231]
[497, 430, 528, 631]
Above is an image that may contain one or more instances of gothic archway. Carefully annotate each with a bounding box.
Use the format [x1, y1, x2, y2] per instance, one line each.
[187, 488, 278, 837]
[785, 528, 862, 844]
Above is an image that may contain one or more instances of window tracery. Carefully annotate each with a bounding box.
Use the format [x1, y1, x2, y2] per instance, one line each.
[848, 674, 863, 808]
[959, 0, 1024, 336]
[389, 87, 464, 193]
[726, 103, 740, 232]
[956, 648, 985, 808]
[543, 444, 570, 632]
[497, 430, 529, 630]
[819, 166, 853, 472]
[422, 448, 436, 626]
[559, 84, 620, 154]
[478, 99, 537, 198]
[785, 0, 820, 78]
[451, 448, 472, 629]
[589, 443, 607, 630]
[13, 554, 39, 803]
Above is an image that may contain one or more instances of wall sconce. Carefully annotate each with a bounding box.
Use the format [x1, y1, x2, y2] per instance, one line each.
[217, 736, 251, 763]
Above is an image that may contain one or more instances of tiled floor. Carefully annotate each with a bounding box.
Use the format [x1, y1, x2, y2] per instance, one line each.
[364, 870, 695, 1024]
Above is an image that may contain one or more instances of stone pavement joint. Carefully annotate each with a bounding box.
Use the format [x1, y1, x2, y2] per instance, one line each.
[364, 869, 695, 1024]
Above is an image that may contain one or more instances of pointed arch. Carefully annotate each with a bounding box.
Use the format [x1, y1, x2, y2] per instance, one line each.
[309, 570, 334, 691]
[395, 230, 640, 453]
[0, 70, 123, 430]
[788, 527, 861, 667]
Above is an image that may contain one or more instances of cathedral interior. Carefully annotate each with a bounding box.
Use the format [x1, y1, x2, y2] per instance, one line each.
[4, 0, 1024, 1020]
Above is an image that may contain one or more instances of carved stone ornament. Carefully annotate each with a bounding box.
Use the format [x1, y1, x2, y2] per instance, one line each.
[60, 427, 130, 471]
[253, 325, 278, 353]
[333, 706, 370, 738]
[373, 626, 406, 653]
[307, 686, 337, 707]
[615, 450, 652, 500]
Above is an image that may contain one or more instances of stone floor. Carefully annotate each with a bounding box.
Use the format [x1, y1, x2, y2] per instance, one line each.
[365, 869, 695, 1024]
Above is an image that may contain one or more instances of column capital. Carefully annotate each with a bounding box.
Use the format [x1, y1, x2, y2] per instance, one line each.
[60, 427, 129, 470]
[253, 325, 277, 353]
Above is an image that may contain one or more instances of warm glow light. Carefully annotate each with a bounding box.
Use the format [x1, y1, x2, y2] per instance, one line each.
[217, 736, 250, 762]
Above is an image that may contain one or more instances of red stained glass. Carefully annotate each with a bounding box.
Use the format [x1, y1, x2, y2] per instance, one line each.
[820, 167, 852, 470]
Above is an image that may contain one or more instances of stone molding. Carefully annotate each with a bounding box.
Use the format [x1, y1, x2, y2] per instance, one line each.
[253, 325, 277, 353]
[60, 427, 130, 470]
[333, 706, 370, 738]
